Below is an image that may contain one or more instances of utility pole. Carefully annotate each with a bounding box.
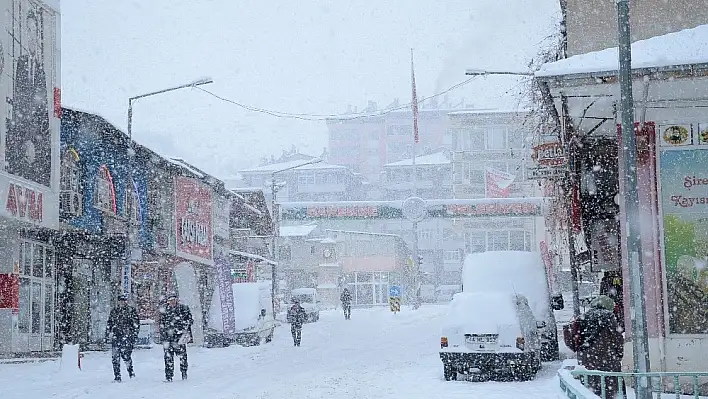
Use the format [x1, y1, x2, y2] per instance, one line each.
[270, 177, 278, 317]
[616, 1, 652, 397]
[560, 96, 581, 318]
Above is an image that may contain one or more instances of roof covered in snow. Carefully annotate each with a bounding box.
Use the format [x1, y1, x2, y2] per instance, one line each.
[166, 157, 207, 178]
[384, 152, 450, 167]
[537, 24, 708, 78]
[280, 224, 318, 237]
[240, 159, 346, 173]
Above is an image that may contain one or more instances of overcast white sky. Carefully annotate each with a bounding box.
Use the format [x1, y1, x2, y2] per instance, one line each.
[61, 0, 560, 177]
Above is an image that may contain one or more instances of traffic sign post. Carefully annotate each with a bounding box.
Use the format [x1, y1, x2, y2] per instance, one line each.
[389, 285, 401, 313]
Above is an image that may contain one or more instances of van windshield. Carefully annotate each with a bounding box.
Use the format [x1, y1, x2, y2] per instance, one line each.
[292, 294, 313, 303]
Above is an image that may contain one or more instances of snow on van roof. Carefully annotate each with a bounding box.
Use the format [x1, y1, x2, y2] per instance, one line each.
[444, 292, 521, 334]
[462, 251, 550, 320]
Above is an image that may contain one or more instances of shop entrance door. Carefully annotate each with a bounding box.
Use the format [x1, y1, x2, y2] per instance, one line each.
[17, 241, 55, 352]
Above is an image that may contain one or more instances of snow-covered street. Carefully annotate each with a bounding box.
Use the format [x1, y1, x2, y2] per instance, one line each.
[1, 305, 562, 399]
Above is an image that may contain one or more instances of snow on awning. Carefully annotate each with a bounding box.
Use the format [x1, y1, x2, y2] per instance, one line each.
[229, 250, 277, 266]
[536, 24, 708, 78]
[280, 224, 318, 237]
[316, 284, 337, 289]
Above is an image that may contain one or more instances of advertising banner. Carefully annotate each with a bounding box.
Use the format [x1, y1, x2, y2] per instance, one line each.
[0, 0, 60, 229]
[175, 176, 214, 265]
[660, 148, 708, 334]
[2, 0, 59, 187]
[214, 258, 235, 335]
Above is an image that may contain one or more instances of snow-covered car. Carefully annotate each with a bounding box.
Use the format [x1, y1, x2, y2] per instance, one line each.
[462, 251, 564, 361]
[440, 291, 543, 381]
[290, 288, 321, 322]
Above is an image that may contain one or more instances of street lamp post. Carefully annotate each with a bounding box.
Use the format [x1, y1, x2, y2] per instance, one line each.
[616, 1, 651, 397]
[269, 158, 323, 316]
[124, 77, 213, 299]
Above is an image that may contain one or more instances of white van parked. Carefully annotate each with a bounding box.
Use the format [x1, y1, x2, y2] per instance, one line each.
[462, 251, 564, 361]
[290, 288, 321, 322]
[440, 291, 542, 381]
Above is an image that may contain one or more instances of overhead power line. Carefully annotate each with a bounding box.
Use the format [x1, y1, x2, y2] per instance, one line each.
[193, 74, 531, 122]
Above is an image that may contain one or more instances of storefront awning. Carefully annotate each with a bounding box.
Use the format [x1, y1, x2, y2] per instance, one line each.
[228, 250, 277, 266]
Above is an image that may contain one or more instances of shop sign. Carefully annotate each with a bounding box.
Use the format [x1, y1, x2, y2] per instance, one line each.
[214, 259, 235, 334]
[175, 176, 214, 265]
[532, 142, 566, 167]
[5, 182, 43, 223]
[659, 148, 708, 334]
[307, 205, 379, 218]
[0, 274, 19, 310]
[528, 167, 565, 180]
[444, 202, 541, 217]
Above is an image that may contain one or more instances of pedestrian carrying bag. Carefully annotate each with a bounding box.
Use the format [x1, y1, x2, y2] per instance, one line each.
[563, 318, 584, 352]
[177, 332, 191, 345]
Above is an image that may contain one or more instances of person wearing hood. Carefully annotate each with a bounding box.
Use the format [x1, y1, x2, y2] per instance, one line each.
[105, 294, 140, 382]
[579, 295, 625, 398]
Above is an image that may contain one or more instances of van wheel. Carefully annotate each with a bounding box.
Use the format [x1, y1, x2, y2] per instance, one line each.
[443, 365, 457, 381]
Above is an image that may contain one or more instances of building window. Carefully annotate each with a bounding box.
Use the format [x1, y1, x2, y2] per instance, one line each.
[17, 240, 54, 344]
[444, 250, 461, 263]
[126, 180, 141, 222]
[486, 127, 508, 150]
[279, 246, 292, 261]
[60, 149, 81, 192]
[297, 171, 315, 185]
[465, 231, 486, 253]
[95, 165, 116, 213]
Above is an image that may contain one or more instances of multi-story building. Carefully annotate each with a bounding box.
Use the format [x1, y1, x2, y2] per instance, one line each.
[565, 0, 708, 57]
[326, 103, 464, 199]
[380, 151, 453, 200]
[238, 156, 364, 203]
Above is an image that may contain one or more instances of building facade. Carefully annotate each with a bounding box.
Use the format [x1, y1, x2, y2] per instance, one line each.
[0, 0, 61, 356]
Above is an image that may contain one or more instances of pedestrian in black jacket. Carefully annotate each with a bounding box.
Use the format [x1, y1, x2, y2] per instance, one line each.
[340, 288, 352, 320]
[105, 294, 140, 382]
[287, 299, 306, 346]
[159, 292, 194, 382]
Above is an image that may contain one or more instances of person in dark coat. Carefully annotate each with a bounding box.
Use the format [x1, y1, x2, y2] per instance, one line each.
[287, 298, 306, 346]
[105, 294, 140, 382]
[578, 295, 625, 398]
[159, 292, 194, 382]
[600, 271, 625, 329]
[340, 288, 352, 320]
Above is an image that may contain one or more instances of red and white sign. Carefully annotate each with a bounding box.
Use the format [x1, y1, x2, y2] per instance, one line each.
[485, 167, 516, 198]
[532, 142, 566, 167]
[0, 274, 19, 310]
[175, 176, 214, 265]
[5, 183, 43, 223]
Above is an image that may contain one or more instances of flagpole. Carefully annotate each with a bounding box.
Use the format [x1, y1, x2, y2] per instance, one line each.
[411, 48, 421, 309]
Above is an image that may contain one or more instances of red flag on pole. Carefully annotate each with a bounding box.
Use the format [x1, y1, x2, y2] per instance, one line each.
[411, 50, 420, 144]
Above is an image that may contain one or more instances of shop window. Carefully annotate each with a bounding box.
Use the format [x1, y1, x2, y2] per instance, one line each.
[488, 231, 510, 251]
[95, 165, 116, 213]
[32, 245, 43, 278]
[444, 250, 461, 263]
[279, 246, 292, 261]
[356, 272, 372, 283]
[60, 149, 81, 192]
[509, 231, 527, 251]
[297, 171, 315, 185]
[465, 231, 486, 253]
[19, 278, 30, 333]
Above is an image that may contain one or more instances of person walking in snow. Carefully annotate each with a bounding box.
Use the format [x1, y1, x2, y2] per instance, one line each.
[578, 295, 625, 398]
[287, 298, 306, 346]
[159, 292, 194, 382]
[105, 294, 140, 382]
[340, 288, 352, 320]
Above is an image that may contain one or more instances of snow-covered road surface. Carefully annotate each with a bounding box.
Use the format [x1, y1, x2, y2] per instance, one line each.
[1, 305, 562, 398]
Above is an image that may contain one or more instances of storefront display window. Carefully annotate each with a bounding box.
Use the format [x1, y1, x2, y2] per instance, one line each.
[16, 240, 55, 350]
[659, 145, 708, 334]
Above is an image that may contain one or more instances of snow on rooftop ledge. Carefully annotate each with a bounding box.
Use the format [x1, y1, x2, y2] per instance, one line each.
[536, 24, 708, 78]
